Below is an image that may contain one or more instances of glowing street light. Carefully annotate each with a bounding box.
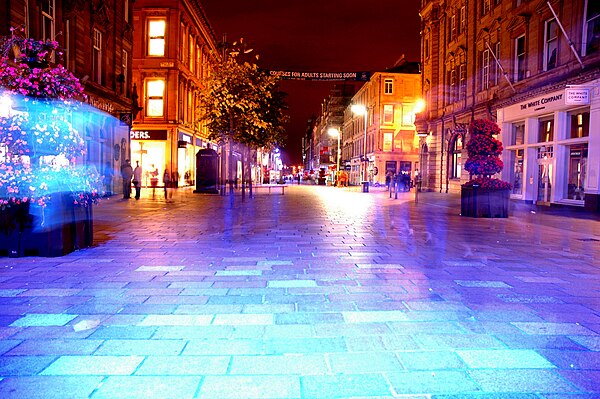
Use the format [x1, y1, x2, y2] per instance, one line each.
[351, 104, 369, 192]
[327, 127, 341, 182]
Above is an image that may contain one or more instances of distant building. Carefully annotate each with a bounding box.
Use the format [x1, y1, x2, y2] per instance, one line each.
[420, 0, 600, 211]
[342, 62, 422, 186]
[131, 0, 219, 187]
[313, 84, 357, 180]
[2, 0, 136, 195]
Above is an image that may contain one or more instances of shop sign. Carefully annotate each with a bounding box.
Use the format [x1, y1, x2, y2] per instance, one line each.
[130, 129, 168, 140]
[503, 91, 566, 120]
[565, 88, 590, 105]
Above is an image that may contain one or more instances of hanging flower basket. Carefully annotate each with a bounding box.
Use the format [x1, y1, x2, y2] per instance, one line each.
[1, 26, 99, 257]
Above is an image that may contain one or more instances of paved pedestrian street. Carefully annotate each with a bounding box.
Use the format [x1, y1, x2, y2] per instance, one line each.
[1, 185, 600, 399]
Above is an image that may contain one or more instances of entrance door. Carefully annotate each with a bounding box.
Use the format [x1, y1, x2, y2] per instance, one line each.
[536, 159, 553, 205]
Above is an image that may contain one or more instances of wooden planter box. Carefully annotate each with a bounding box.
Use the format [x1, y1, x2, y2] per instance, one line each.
[461, 186, 509, 218]
[0, 193, 94, 257]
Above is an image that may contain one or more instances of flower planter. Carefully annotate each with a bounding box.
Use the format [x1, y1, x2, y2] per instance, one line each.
[0, 193, 94, 257]
[461, 186, 509, 218]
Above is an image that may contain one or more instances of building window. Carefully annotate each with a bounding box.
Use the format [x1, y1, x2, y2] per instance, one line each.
[511, 122, 525, 145]
[450, 14, 457, 41]
[544, 19, 559, 70]
[566, 144, 587, 200]
[402, 105, 415, 126]
[584, 0, 600, 55]
[494, 42, 501, 85]
[451, 134, 463, 179]
[124, 0, 129, 23]
[482, 49, 491, 90]
[146, 79, 165, 117]
[515, 34, 526, 81]
[449, 68, 457, 103]
[92, 29, 102, 84]
[122, 49, 128, 94]
[459, 6, 466, 34]
[41, 0, 55, 42]
[569, 111, 590, 138]
[539, 118, 554, 142]
[189, 34, 195, 72]
[384, 79, 393, 94]
[459, 63, 466, 100]
[510, 149, 524, 195]
[148, 20, 166, 56]
[482, 0, 491, 15]
[383, 104, 394, 124]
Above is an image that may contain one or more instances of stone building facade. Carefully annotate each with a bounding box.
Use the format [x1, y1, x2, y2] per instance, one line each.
[131, 0, 219, 187]
[419, 0, 600, 211]
[342, 63, 422, 186]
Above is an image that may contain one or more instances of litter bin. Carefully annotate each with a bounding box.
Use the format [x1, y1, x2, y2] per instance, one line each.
[361, 181, 369, 193]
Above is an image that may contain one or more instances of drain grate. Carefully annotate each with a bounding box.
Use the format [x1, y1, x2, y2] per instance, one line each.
[578, 238, 600, 242]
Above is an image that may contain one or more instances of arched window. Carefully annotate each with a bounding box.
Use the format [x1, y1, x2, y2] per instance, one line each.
[451, 134, 463, 179]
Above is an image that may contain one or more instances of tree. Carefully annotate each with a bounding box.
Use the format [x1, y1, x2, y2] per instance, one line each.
[197, 39, 288, 197]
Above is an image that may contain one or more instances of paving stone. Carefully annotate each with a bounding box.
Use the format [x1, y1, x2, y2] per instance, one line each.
[301, 374, 392, 398]
[9, 314, 78, 327]
[0, 376, 103, 399]
[467, 369, 579, 393]
[198, 375, 300, 398]
[387, 370, 480, 394]
[94, 339, 186, 355]
[92, 376, 201, 399]
[40, 355, 144, 375]
[327, 351, 403, 373]
[229, 354, 328, 375]
[135, 355, 230, 375]
[456, 349, 555, 369]
[6, 339, 103, 355]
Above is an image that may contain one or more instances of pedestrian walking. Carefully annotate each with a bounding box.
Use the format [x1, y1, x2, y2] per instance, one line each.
[133, 161, 142, 200]
[163, 168, 172, 202]
[103, 162, 113, 197]
[120, 159, 133, 199]
[149, 164, 159, 198]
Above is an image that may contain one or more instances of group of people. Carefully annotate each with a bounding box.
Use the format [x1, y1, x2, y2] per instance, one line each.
[119, 160, 176, 201]
[385, 170, 412, 192]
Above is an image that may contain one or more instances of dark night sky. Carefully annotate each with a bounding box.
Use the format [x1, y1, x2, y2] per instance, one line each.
[202, 1, 421, 165]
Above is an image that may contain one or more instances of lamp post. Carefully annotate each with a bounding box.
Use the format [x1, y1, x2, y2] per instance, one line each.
[328, 127, 341, 184]
[351, 104, 369, 192]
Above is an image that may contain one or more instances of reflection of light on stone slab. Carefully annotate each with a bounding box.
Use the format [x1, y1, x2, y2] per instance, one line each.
[267, 280, 317, 288]
[343, 311, 408, 323]
[356, 263, 405, 269]
[10, 313, 78, 327]
[455, 280, 512, 288]
[72, 319, 101, 331]
[135, 266, 184, 272]
[215, 270, 262, 276]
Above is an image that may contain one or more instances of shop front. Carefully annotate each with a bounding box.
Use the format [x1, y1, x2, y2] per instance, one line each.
[130, 129, 168, 187]
[497, 83, 599, 210]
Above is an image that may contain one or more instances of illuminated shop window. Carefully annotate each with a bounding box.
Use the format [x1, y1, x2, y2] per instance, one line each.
[538, 118, 554, 142]
[566, 144, 587, 200]
[510, 149, 524, 195]
[569, 111, 590, 138]
[148, 20, 166, 56]
[511, 122, 525, 146]
[451, 134, 462, 179]
[146, 80, 165, 117]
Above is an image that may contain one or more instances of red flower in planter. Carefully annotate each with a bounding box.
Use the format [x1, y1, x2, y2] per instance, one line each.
[462, 119, 511, 190]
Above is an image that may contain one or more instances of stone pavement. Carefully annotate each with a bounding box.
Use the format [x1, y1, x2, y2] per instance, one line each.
[1, 185, 600, 399]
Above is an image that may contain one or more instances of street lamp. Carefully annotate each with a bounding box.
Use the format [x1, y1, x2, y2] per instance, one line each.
[351, 104, 368, 192]
[327, 127, 341, 183]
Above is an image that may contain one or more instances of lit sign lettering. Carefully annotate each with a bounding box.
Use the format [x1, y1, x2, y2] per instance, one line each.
[565, 88, 590, 105]
[520, 94, 563, 111]
[130, 130, 168, 140]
